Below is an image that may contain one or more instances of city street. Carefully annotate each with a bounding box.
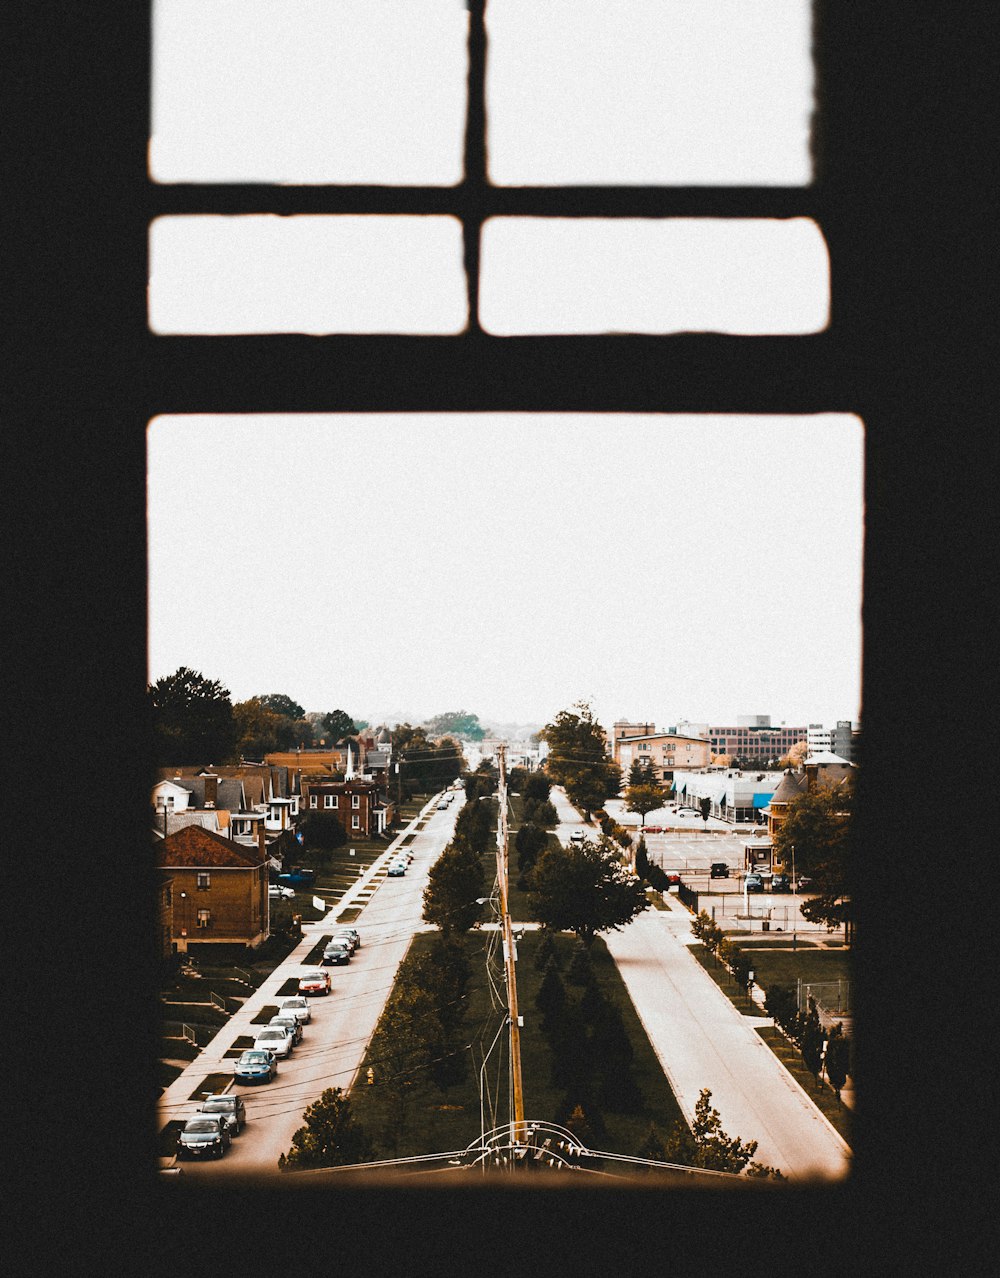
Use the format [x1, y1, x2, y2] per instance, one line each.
[159, 794, 461, 1179]
[548, 786, 851, 1181]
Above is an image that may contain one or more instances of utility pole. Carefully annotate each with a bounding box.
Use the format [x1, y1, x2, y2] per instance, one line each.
[495, 745, 526, 1147]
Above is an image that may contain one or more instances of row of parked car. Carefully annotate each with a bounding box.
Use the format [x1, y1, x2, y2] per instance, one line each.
[386, 848, 414, 877]
[175, 926, 362, 1160]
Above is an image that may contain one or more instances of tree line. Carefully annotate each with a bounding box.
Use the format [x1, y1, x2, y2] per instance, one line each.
[148, 666, 365, 765]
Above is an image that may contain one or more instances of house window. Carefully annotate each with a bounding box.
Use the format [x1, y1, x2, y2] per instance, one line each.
[325, 795, 338, 809]
[196, 872, 210, 890]
[309, 795, 317, 809]
[352, 794, 361, 808]
[352, 816, 360, 830]
[196, 909, 211, 929]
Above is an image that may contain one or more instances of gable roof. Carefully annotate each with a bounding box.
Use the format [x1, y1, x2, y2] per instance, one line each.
[157, 824, 266, 868]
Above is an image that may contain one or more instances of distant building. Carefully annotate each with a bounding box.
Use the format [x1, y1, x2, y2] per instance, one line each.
[707, 717, 809, 761]
[613, 731, 711, 782]
[831, 720, 861, 762]
[671, 769, 784, 824]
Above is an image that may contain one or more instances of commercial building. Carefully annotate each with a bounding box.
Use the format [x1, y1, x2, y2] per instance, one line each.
[614, 731, 711, 782]
[671, 768, 784, 824]
[707, 716, 809, 761]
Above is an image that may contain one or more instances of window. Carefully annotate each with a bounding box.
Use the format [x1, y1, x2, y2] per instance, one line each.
[196, 872, 210, 890]
[309, 796, 317, 809]
[352, 794, 361, 808]
[325, 795, 338, 809]
[351, 816, 360, 830]
[196, 909, 211, 929]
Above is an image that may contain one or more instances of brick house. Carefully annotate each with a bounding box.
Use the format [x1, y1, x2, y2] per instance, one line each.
[156, 825, 270, 952]
[301, 777, 395, 838]
[159, 874, 174, 961]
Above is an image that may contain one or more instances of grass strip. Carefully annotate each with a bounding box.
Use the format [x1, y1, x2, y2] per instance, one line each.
[188, 1072, 233, 1100]
[276, 977, 301, 997]
[303, 935, 333, 965]
[250, 1004, 280, 1025]
[756, 1026, 852, 1146]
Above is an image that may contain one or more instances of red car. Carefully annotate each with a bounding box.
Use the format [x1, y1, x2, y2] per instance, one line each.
[298, 969, 332, 996]
[643, 825, 662, 834]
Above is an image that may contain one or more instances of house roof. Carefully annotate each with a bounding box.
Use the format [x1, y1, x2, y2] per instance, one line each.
[770, 771, 808, 805]
[157, 824, 266, 868]
[805, 750, 851, 765]
[152, 811, 223, 838]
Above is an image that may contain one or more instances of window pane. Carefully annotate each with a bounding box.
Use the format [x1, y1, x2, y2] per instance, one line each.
[150, 0, 468, 184]
[148, 215, 468, 334]
[486, 0, 813, 185]
[479, 218, 829, 334]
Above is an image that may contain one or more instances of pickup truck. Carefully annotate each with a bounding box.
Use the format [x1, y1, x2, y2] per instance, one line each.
[276, 866, 316, 888]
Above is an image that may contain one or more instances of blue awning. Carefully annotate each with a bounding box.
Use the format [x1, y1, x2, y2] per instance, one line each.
[752, 793, 772, 808]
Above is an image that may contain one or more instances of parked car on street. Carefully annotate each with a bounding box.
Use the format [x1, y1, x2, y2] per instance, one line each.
[331, 929, 359, 952]
[254, 1026, 294, 1058]
[197, 1093, 246, 1134]
[321, 940, 352, 966]
[744, 873, 765, 893]
[269, 884, 295, 900]
[234, 1048, 278, 1084]
[710, 863, 730, 879]
[276, 866, 316, 888]
[278, 997, 312, 1024]
[570, 830, 585, 843]
[644, 825, 662, 834]
[178, 1115, 232, 1159]
[299, 970, 332, 995]
[436, 801, 449, 810]
[387, 861, 406, 876]
[268, 1015, 303, 1045]
[334, 927, 361, 948]
[770, 873, 792, 893]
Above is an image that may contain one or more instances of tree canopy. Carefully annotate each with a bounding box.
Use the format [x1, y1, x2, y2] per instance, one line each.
[278, 1087, 373, 1170]
[321, 708, 357, 741]
[423, 710, 486, 741]
[421, 841, 486, 935]
[624, 775, 665, 827]
[393, 724, 466, 790]
[528, 834, 649, 947]
[258, 692, 305, 720]
[148, 666, 237, 765]
[541, 702, 622, 819]
[772, 775, 854, 939]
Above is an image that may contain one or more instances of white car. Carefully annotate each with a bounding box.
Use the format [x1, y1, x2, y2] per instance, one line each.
[570, 830, 585, 843]
[254, 1027, 294, 1058]
[269, 884, 295, 900]
[278, 997, 312, 1024]
[268, 1014, 303, 1045]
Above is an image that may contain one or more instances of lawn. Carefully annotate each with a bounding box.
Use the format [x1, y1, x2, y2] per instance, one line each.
[347, 929, 686, 1162]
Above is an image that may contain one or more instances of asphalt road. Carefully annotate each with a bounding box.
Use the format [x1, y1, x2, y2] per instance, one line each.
[548, 787, 850, 1181]
[161, 793, 462, 1180]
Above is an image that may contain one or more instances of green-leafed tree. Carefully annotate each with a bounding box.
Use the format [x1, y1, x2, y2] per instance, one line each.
[664, 1089, 761, 1174]
[800, 998, 825, 1085]
[540, 702, 622, 820]
[824, 1023, 851, 1102]
[638, 1123, 667, 1163]
[322, 708, 357, 740]
[699, 796, 712, 827]
[233, 697, 285, 759]
[533, 928, 560, 971]
[635, 835, 650, 880]
[422, 842, 486, 935]
[522, 773, 552, 804]
[424, 710, 486, 741]
[454, 797, 495, 856]
[528, 835, 649, 948]
[302, 811, 347, 852]
[535, 957, 567, 1030]
[259, 693, 305, 720]
[515, 823, 548, 875]
[149, 666, 237, 765]
[278, 1087, 373, 1170]
[522, 798, 558, 828]
[772, 775, 854, 941]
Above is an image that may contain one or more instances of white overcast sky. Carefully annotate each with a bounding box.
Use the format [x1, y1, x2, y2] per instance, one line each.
[147, 414, 863, 732]
[146, 3, 861, 735]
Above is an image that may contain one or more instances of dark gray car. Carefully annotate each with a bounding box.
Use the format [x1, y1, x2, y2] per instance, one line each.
[179, 1115, 232, 1159]
[197, 1093, 246, 1134]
